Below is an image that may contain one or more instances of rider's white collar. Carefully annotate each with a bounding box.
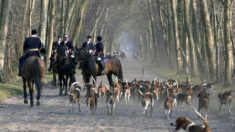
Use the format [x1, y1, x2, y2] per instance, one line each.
[31, 35, 37, 37]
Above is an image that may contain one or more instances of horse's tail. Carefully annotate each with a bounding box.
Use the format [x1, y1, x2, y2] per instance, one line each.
[117, 59, 123, 81]
[33, 59, 42, 94]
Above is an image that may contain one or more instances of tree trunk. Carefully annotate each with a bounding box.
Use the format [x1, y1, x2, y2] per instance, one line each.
[171, 0, 183, 73]
[19, 0, 29, 57]
[0, 0, 11, 72]
[224, 0, 233, 85]
[200, 0, 216, 81]
[60, 0, 65, 35]
[39, 0, 49, 45]
[45, 0, 55, 68]
[28, 0, 36, 36]
[167, 0, 174, 68]
[72, 0, 89, 47]
[184, 0, 198, 76]
[147, 0, 158, 63]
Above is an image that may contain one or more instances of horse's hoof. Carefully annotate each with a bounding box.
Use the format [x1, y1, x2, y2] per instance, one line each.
[24, 99, 28, 104]
[59, 92, 62, 96]
[36, 101, 40, 106]
[64, 93, 68, 96]
[30, 102, 34, 107]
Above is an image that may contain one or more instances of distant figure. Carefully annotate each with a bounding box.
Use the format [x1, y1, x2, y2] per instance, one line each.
[48, 35, 62, 71]
[113, 51, 117, 58]
[18, 29, 44, 76]
[106, 52, 111, 57]
[81, 35, 95, 54]
[95, 36, 104, 74]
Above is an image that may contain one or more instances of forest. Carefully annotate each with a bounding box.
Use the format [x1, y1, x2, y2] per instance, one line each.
[0, 0, 234, 86]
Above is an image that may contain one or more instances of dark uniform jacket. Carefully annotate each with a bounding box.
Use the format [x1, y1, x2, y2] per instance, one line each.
[23, 36, 42, 58]
[95, 42, 104, 58]
[82, 41, 95, 51]
[60, 40, 74, 51]
[52, 41, 61, 51]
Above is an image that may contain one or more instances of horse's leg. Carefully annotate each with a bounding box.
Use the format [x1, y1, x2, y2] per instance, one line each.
[23, 77, 28, 104]
[53, 72, 56, 87]
[85, 74, 91, 84]
[27, 81, 34, 107]
[107, 73, 113, 86]
[64, 76, 69, 95]
[59, 74, 63, 96]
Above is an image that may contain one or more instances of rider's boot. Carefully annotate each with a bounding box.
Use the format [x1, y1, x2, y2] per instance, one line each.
[18, 65, 22, 76]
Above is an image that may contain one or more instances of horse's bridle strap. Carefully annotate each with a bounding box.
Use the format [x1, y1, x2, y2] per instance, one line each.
[28, 48, 38, 51]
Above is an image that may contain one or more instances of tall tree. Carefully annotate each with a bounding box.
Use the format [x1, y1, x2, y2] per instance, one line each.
[39, 0, 49, 45]
[45, 0, 55, 68]
[200, 0, 216, 80]
[0, 0, 11, 72]
[184, 0, 198, 76]
[28, 0, 36, 36]
[171, 0, 183, 73]
[19, 0, 29, 57]
[223, 0, 233, 85]
[72, 0, 89, 46]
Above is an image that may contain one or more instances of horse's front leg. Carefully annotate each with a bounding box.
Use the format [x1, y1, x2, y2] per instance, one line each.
[64, 76, 68, 96]
[53, 72, 57, 87]
[27, 81, 34, 107]
[59, 74, 63, 96]
[23, 78, 28, 104]
[107, 73, 113, 86]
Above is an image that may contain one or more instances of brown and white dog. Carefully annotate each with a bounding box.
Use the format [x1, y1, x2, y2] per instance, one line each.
[218, 90, 232, 113]
[164, 97, 173, 120]
[69, 82, 82, 112]
[98, 81, 107, 98]
[171, 108, 211, 132]
[198, 90, 210, 119]
[86, 83, 98, 114]
[138, 89, 154, 117]
[123, 80, 131, 104]
[106, 87, 117, 116]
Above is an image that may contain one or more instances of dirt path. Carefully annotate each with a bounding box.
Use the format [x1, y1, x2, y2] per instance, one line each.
[0, 59, 234, 132]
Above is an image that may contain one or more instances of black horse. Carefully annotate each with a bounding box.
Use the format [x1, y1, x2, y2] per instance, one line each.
[56, 45, 76, 95]
[75, 48, 123, 86]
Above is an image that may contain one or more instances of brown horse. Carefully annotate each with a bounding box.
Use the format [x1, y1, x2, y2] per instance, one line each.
[51, 52, 58, 86]
[22, 56, 45, 106]
[75, 48, 123, 86]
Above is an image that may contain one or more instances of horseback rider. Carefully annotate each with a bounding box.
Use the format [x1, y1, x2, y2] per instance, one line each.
[78, 35, 95, 69]
[94, 36, 104, 74]
[82, 35, 95, 53]
[59, 34, 76, 74]
[48, 35, 62, 71]
[60, 34, 74, 52]
[18, 29, 44, 76]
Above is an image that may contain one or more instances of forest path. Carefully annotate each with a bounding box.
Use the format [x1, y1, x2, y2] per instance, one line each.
[0, 58, 234, 132]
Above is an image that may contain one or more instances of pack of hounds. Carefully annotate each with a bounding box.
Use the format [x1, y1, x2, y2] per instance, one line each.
[68, 77, 232, 132]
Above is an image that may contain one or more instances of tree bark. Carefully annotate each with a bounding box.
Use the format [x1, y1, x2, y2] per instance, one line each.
[184, 0, 198, 76]
[72, 0, 89, 47]
[39, 0, 49, 45]
[200, 0, 216, 80]
[0, 0, 11, 71]
[45, 0, 55, 68]
[28, 0, 36, 36]
[224, 0, 233, 85]
[171, 0, 183, 73]
[19, 0, 29, 57]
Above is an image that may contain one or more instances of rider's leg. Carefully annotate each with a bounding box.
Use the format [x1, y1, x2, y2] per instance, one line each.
[18, 57, 24, 76]
[98, 60, 104, 74]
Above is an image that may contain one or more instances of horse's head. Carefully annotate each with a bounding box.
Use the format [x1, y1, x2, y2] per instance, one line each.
[75, 47, 85, 61]
[57, 45, 67, 62]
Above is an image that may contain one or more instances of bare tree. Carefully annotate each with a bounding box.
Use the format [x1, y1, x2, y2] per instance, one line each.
[0, 0, 11, 72]
[45, 0, 55, 68]
[39, 0, 49, 45]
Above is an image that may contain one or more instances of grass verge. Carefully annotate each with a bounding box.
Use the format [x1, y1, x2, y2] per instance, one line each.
[0, 73, 53, 101]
